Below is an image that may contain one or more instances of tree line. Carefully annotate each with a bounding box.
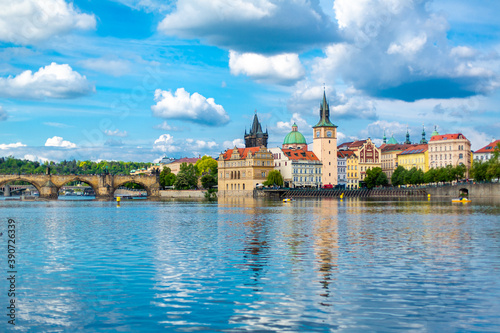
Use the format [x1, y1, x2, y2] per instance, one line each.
[159, 156, 218, 194]
[0, 156, 152, 175]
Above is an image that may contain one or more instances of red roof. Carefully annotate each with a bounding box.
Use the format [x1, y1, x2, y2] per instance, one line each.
[173, 157, 200, 164]
[398, 144, 428, 156]
[430, 133, 468, 141]
[380, 143, 413, 152]
[282, 149, 319, 161]
[220, 147, 261, 161]
[475, 140, 500, 153]
[338, 140, 366, 149]
[338, 150, 356, 158]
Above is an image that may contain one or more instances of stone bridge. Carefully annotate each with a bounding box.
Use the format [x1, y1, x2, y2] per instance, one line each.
[0, 174, 160, 199]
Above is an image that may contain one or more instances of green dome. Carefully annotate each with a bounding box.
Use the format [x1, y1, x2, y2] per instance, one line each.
[387, 135, 398, 144]
[283, 123, 307, 145]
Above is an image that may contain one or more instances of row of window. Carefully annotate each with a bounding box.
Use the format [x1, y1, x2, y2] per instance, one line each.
[293, 168, 321, 174]
[225, 160, 272, 167]
[430, 153, 463, 161]
[226, 183, 246, 190]
[429, 144, 467, 152]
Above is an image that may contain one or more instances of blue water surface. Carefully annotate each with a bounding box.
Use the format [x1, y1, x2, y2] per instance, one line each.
[1, 198, 499, 332]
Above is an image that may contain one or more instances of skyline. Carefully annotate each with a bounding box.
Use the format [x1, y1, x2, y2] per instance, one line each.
[0, 0, 499, 163]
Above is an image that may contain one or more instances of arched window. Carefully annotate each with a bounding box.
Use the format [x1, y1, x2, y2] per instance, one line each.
[243, 184, 245, 190]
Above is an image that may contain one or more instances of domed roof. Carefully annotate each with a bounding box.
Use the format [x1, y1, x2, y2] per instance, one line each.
[283, 123, 307, 145]
[387, 135, 398, 144]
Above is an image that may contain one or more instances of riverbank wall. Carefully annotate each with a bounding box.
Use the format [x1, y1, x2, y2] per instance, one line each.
[159, 190, 207, 199]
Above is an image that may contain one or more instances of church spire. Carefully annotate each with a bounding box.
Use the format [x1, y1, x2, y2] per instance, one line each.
[383, 129, 387, 144]
[420, 123, 428, 144]
[313, 88, 336, 128]
[404, 125, 411, 144]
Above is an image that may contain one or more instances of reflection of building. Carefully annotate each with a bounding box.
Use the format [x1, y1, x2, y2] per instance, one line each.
[270, 148, 322, 188]
[428, 129, 472, 172]
[313, 91, 338, 186]
[245, 113, 268, 148]
[218, 146, 274, 197]
[473, 139, 500, 162]
[397, 144, 429, 172]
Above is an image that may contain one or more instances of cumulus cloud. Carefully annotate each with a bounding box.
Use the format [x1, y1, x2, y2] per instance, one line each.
[0, 142, 26, 150]
[0, 63, 94, 99]
[186, 138, 218, 150]
[104, 129, 128, 137]
[275, 113, 311, 134]
[23, 154, 49, 163]
[152, 88, 230, 126]
[80, 58, 131, 77]
[312, 0, 499, 101]
[157, 0, 339, 53]
[153, 134, 180, 153]
[362, 120, 407, 140]
[0, 0, 96, 45]
[229, 51, 305, 85]
[153, 121, 179, 131]
[0, 106, 8, 121]
[222, 138, 245, 149]
[45, 136, 77, 148]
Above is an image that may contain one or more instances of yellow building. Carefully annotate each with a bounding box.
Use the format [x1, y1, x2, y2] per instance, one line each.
[339, 138, 381, 187]
[380, 144, 413, 182]
[313, 91, 338, 186]
[397, 144, 429, 172]
[346, 152, 359, 189]
[217, 146, 274, 197]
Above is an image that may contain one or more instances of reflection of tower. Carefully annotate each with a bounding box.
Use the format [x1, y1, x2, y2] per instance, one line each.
[245, 112, 268, 148]
[313, 90, 338, 185]
[313, 199, 339, 300]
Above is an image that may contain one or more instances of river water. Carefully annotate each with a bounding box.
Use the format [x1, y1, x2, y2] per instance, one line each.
[1, 197, 499, 332]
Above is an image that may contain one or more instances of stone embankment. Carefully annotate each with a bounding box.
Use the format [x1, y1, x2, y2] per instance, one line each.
[159, 190, 207, 199]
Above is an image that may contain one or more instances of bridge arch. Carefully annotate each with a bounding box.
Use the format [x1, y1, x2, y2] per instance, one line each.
[0, 177, 42, 194]
[112, 179, 152, 197]
[56, 177, 98, 198]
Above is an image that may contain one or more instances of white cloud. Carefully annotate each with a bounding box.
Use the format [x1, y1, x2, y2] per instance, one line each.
[275, 113, 311, 134]
[187, 139, 218, 150]
[222, 138, 245, 149]
[0, 63, 94, 99]
[153, 134, 180, 153]
[362, 120, 407, 139]
[153, 121, 179, 131]
[157, 0, 339, 53]
[23, 154, 49, 163]
[45, 136, 77, 148]
[152, 88, 230, 126]
[80, 58, 131, 77]
[461, 127, 491, 151]
[111, 0, 173, 13]
[312, 0, 499, 101]
[0, 0, 96, 45]
[104, 129, 128, 137]
[387, 33, 427, 56]
[450, 46, 478, 59]
[0, 106, 7, 121]
[0, 142, 26, 150]
[229, 51, 305, 85]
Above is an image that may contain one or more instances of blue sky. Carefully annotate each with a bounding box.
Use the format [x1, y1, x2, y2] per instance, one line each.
[0, 0, 499, 163]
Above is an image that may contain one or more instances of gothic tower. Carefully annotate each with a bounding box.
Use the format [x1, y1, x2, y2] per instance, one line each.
[245, 112, 268, 148]
[313, 90, 338, 185]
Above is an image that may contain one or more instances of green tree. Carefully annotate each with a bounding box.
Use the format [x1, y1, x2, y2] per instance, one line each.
[263, 170, 284, 187]
[201, 173, 217, 189]
[391, 166, 407, 186]
[364, 167, 387, 189]
[174, 163, 198, 189]
[195, 156, 218, 176]
[160, 167, 176, 188]
[470, 160, 488, 182]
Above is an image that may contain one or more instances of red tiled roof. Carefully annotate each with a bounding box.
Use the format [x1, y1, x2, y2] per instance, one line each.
[172, 157, 200, 164]
[475, 140, 500, 153]
[380, 143, 414, 152]
[338, 140, 366, 149]
[398, 144, 428, 156]
[430, 133, 468, 141]
[282, 149, 319, 161]
[337, 150, 356, 158]
[221, 147, 261, 161]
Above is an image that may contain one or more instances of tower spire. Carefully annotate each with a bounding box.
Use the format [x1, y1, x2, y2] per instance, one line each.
[383, 129, 387, 144]
[313, 89, 335, 128]
[405, 125, 411, 144]
[420, 123, 427, 144]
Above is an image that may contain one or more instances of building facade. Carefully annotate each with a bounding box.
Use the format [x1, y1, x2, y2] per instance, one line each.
[337, 150, 354, 188]
[397, 144, 429, 172]
[380, 143, 413, 182]
[428, 133, 472, 173]
[313, 91, 338, 186]
[218, 146, 274, 197]
[473, 139, 500, 162]
[346, 152, 359, 189]
[270, 148, 322, 188]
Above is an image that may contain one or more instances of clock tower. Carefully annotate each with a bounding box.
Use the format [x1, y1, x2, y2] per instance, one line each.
[313, 91, 338, 186]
